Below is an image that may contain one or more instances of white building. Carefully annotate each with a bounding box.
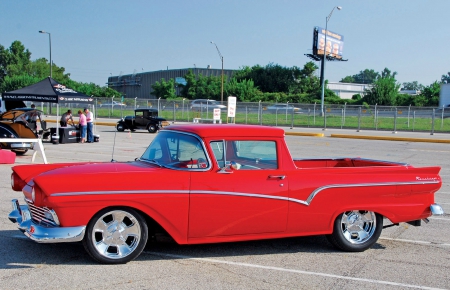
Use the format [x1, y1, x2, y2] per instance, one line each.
[327, 82, 371, 99]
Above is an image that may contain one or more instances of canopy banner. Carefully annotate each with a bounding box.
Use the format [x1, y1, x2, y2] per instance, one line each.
[2, 77, 94, 104]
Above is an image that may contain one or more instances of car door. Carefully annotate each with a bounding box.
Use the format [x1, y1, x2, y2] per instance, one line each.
[188, 139, 288, 239]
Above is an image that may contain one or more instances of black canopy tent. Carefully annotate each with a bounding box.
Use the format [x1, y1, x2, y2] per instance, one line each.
[2, 77, 94, 104]
[2, 77, 96, 136]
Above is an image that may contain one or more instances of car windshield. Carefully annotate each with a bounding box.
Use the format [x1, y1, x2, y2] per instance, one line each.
[139, 131, 209, 170]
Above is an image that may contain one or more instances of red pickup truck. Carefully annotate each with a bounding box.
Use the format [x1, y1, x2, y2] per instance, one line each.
[8, 124, 444, 264]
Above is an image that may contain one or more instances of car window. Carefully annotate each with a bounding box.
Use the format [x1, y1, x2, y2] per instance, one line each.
[136, 111, 144, 118]
[140, 131, 209, 170]
[210, 140, 277, 170]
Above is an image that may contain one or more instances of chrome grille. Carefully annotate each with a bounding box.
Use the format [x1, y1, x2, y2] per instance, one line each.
[25, 200, 58, 227]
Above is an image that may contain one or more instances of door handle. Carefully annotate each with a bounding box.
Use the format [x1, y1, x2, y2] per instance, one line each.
[268, 175, 285, 180]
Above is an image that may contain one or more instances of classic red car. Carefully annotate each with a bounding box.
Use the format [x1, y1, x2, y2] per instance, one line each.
[8, 124, 444, 264]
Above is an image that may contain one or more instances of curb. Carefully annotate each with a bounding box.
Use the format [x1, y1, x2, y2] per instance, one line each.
[285, 132, 324, 137]
[330, 134, 450, 144]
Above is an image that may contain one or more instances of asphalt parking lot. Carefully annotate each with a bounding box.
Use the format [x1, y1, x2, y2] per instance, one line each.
[1, 124, 449, 289]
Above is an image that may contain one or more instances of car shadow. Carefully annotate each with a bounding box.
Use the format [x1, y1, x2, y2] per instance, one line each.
[0, 230, 385, 267]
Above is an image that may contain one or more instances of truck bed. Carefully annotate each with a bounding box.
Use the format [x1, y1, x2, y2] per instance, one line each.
[293, 158, 408, 168]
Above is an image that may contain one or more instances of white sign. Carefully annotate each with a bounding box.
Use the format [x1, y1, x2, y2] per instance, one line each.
[213, 108, 221, 120]
[227, 96, 237, 118]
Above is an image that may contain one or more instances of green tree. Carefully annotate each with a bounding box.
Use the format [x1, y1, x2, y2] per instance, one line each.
[225, 78, 260, 102]
[151, 78, 176, 99]
[340, 69, 379, 84]
[0, 74, 41, 92]
[419, 81, 440, 106]
[363, 68, 400, 105]
[441, 72, 450, 84]
[401, 81, 424, 91]
[0, 41, 32, 82]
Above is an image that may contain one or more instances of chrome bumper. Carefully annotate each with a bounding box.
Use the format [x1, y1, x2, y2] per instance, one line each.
[8, 199, 86, 243]
[430, 203, 444, 215]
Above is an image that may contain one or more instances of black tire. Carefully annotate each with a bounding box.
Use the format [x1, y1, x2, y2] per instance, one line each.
[147, 124, 157, 133]
[116, 124, 125, 132]
[83, 207, 148, 264]
[12, 149, 28, 155]
[326, 210, 382, 252]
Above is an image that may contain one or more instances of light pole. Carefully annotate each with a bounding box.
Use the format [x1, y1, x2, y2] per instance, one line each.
[319, 6, 341, 116]
[210, 41, 224, 104]
[39, 31, 52, 78]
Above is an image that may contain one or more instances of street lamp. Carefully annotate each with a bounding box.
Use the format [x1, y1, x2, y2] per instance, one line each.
[39, 30, 52, 78]
[210, 41, 224, 104]
[319, 6, 341, 116]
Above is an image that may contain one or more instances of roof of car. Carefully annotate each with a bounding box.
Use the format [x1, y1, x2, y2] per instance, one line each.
[163, 124, 285, 138]
[135, 108, 158, 112]
[0, 108, 42, 120]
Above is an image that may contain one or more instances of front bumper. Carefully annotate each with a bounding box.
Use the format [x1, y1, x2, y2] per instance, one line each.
[8, 199, 86, 243]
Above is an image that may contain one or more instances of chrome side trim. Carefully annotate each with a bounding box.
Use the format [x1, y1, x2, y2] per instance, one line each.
[50, 180, 439, 207]
[8, 200, 85, 243]
[305, 181, 439, 205]
[430, 203, 444, 215]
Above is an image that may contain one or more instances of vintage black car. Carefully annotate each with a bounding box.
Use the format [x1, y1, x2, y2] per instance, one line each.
[116, 108, 167, 133]
[0, 108, 49, 155]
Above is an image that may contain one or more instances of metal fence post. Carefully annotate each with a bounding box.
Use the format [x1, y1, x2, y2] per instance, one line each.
[407, 104, 411, 128]
[307, 108, 310, 127]
[173, 102, 176, 123]
[323, 106, 327, 131]
[393, 108, 397, 134]
[313, 102, 316, 124]
[341, 109, 344, 129]
[413, 111, 416, 132]
[290, 107, 294, 129]
[357, 107, 361, 132]
[431, 109, 435, 135]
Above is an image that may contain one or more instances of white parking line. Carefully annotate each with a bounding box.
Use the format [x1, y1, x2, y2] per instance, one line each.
[429, 217, 450, 221]
[145, 251, 445, 290]
[380, 237, 450, 247]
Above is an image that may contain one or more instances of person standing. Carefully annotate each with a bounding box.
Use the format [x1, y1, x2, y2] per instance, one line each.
[84, 108, 94, 143]
[60, 109, 74, 127]
[78, 110, 87, 143]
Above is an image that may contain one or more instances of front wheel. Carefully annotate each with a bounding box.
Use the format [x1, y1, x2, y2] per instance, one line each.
[116, 124, 125, 132]
[326, 210, 382, 252]
[147, 124, 157, 133]
[83, 208, 148, 264]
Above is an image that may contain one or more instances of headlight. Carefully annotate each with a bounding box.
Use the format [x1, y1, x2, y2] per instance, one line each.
[31, 186, 36, 202]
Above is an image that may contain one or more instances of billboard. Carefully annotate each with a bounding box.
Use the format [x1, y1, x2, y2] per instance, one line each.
[312, 26, 344, 59]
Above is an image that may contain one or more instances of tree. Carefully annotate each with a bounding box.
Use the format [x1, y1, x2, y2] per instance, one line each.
[0, 41, 32, 83]
[441, 72, 450, 84]
[419, 81, 440, 106]
[340, 69, 379, 84]
[363, 68, 400, 105]
[401, 81, 424, 91]
[151, 78, 176, 99]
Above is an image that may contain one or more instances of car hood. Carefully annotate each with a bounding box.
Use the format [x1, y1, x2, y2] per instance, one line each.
[27, 161, 167, 196]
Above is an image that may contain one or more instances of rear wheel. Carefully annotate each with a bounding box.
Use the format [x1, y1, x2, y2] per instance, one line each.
[83, 208, 148, 264]
[326, 210, 382, 252]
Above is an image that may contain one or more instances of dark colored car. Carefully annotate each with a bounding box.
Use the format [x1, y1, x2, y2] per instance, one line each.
[116, 108, 168, 133]
[0, 108, 49, 155]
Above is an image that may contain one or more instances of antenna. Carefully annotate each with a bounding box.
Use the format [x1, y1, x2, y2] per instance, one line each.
[111, 131, 117, 162]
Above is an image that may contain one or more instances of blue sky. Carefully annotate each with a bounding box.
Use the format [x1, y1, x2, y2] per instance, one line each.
[2, 0, 450, 87]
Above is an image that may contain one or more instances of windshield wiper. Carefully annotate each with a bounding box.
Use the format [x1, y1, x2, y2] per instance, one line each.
[138, 158, 165, 168]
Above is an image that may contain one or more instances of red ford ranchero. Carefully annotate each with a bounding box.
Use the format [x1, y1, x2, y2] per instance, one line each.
[8, 124, 444, 264]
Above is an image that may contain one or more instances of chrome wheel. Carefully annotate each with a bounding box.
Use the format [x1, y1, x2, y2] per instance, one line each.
[340, 211, 376, 244]
[83, 208, 148, 264]
[327, 210, 382, 252]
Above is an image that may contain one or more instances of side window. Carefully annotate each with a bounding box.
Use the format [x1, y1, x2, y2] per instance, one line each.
[210, 140, 277, 170]
[136, 111, 144, 118]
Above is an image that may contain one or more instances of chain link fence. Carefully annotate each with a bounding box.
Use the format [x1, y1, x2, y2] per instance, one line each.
[33, 99, 450, 133]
